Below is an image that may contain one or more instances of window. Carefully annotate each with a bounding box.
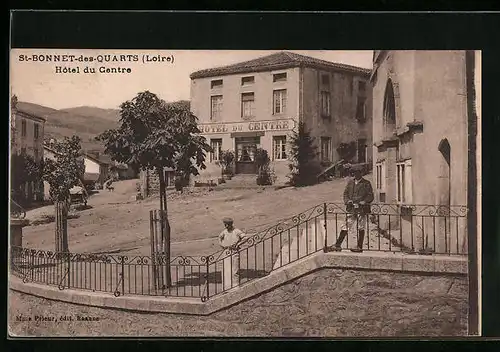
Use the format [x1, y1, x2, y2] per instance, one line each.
[375, 162, 386, 191]
[211, 79, 223, 89]
[21, 120, 27, 137]
[210, 95, 223, 121]
[321, 74, 330, 85]
[320, 91, 331, 117]
[358, 81, 366, 92]
[357, 138, 367, 163]
[241, 92, 255, 119]
[356, 96, 366, 122]
[273, 72, 287, 82]
[348, 76, 353, 96]
[241, 76, 255, 85]
[210, 139, 222, 162]
[273, 136, 287, 160]
[320, 137, 331, 162]
[34, 124, 40, 140]
[273, 89, 287, 114]
[397, 159, 412, 203]
[383, 79, 396, 132]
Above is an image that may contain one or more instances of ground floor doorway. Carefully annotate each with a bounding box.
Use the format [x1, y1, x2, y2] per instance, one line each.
[235, 136, 260, 174]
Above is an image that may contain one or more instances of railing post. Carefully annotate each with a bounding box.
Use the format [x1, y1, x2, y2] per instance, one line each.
[323, 203, 328, 252]
[121, 257, 125, 296]
[67, 252, 71, 288]
[30, 251, 34, 281]
[205, 259, 210, 301]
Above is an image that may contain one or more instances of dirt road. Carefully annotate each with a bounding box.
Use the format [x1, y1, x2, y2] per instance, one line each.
[23, 177, 358, 257]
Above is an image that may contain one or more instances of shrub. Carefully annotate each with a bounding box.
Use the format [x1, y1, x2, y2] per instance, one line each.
[255, 148, 273, 186]
[288, 122, 319, 187]
[217, 150, 235, 176]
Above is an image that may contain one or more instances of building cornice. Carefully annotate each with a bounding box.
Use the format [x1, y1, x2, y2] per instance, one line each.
[396, 121, 424, 137]
[374, 135, 399, 150]
[375, 121, 424, 149]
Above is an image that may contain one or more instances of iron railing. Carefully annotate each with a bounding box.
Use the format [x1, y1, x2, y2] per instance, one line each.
[10, 202, 468, 302]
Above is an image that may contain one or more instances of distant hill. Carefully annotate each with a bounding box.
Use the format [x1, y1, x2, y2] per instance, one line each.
[59, 106, 121, 124]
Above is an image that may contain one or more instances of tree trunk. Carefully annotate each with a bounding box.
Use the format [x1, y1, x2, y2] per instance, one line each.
[157, 167, 172, 288]
[55, 200, 69, 253]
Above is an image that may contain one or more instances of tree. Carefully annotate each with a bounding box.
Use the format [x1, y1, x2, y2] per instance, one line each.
[255, 148, 273, 185]
[10, 153, 43, 205]
[96, 91, 211, 288]
[42, 136, 85, 252]
[288, 121, 319, 187]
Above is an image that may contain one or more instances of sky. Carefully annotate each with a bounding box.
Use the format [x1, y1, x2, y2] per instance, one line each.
[10, 49, 373, 110]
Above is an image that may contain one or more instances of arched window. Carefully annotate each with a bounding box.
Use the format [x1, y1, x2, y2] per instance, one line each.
[383, 79, 396, 134]
[438, 138, 451, 167]
[438, 138, 451, 208]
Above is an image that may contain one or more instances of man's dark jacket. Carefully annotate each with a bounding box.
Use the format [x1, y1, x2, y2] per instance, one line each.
[343, 178, 374, 213]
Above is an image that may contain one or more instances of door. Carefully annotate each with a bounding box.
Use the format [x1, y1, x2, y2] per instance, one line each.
[235, 137, 260, 174]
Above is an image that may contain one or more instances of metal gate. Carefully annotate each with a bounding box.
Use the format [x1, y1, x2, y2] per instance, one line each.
[149, 209, 168, 292]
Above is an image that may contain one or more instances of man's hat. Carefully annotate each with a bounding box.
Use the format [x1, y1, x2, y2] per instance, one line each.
[222, 217, 234, 224]
[350, 164, 364, 173]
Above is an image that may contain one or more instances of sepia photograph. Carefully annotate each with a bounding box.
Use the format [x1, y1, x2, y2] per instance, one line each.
[8, 48, 481, 337]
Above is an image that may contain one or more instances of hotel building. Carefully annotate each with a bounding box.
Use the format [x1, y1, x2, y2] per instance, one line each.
[189, 51, 373, 184]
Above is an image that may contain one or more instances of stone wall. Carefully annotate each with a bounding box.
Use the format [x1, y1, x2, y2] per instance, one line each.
[140, 168, 179, 197]
[9, 268, 467, 337]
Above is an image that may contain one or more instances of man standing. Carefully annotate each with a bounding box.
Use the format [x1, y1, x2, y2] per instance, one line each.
[329, 166, 374, 253]
[219, 217, 248, 290]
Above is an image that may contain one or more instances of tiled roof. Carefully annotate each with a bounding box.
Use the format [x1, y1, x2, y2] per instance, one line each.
[190, 51, 371, 79]
[14, 106, 47, 122]
[85, 153, 112, 165]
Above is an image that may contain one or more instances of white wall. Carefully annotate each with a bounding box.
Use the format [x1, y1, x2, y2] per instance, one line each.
[84, 157, 100, 174]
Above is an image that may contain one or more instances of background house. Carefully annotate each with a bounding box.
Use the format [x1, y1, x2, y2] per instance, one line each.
[10, 101, 46, 203]
[109, 161, 139, 180]
[83, 151, 111, 187]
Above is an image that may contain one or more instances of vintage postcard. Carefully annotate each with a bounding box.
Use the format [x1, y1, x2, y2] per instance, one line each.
[8, 48, 481, 337]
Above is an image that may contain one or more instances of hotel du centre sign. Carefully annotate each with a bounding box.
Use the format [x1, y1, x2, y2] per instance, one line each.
[198, 118, 296, 134]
